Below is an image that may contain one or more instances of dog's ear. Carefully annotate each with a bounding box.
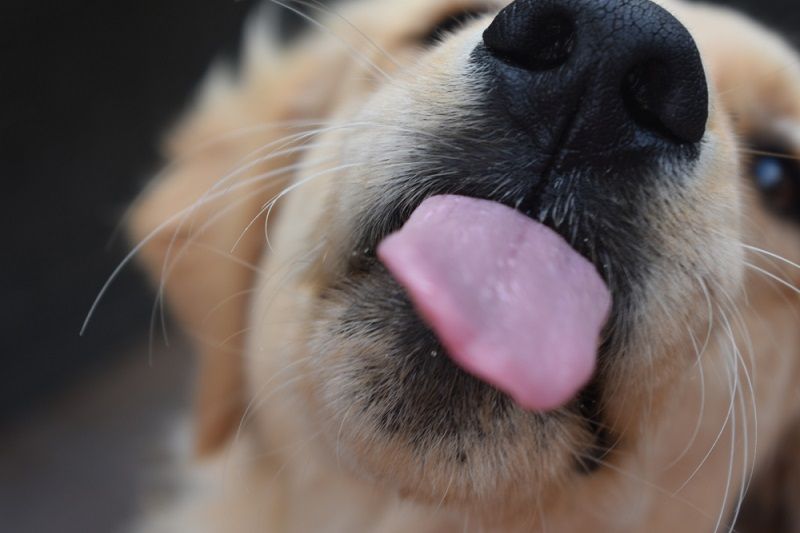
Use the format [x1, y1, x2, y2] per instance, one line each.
[127, 24, 348, 456]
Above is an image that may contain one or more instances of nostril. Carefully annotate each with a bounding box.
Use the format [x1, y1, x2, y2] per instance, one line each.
[483, 9, 576, 71]
[621, 60, 679, 142]
[527, 12, 576, 70]
[621, 57, 707, 144]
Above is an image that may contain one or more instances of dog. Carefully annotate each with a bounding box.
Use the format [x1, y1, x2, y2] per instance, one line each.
[124, 0, 800, 530]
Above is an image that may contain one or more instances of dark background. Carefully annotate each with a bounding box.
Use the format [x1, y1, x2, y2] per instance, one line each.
[0, 1, 797, 531]
[0, 0, 315, 425]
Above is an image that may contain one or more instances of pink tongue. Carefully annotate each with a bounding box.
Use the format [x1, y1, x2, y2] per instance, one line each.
[377, 195, 611, 411]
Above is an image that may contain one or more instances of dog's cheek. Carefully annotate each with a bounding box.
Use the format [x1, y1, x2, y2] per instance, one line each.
[736, 419, 800, 532]
[601, 131, 743, 426]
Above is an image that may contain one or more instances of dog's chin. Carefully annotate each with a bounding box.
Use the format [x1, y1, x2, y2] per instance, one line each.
[304, 251, 614, 512]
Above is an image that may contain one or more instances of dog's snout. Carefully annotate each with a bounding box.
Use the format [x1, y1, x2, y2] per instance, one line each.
[482, 0, 708, 151]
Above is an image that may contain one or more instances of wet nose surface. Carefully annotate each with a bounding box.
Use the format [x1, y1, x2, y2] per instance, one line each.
[481, 0, 708, 158]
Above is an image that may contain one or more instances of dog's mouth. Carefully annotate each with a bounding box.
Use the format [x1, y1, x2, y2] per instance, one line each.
[377, 194, 611, 412]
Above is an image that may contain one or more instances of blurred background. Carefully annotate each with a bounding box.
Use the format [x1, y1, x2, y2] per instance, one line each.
[0, 1, 798, 532]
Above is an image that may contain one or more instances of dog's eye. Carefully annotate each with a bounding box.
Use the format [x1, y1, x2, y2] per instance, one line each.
[751, 151, 800, 218]
[421, 10, 488, 45]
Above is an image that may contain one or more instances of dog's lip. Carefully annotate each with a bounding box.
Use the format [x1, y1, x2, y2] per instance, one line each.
[377, 194, 612, 411]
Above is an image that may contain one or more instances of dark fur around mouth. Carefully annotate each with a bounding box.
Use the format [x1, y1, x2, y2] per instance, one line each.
[332, 263, 520, 444]
[575, 382, 615, 473]
[327, 257, 615, 474]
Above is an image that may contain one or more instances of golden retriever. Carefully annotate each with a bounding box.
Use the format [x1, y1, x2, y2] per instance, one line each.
[123, 0, 800, 530]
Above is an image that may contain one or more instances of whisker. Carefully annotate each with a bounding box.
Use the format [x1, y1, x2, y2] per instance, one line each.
[223, 353, 317, 482]
[662, 323, 707, 471]
[106, 119, 330, 248]
[744, 261, 800, 296]
[713, 307, 741, 533]
[741, 243, 800, 272]
[739, 147, 800, 162]
[286, 0, 402, 69]
[261, 162, 362, 250]
[82, 137, 342, 336]
[248, 238, 326, 352]
[268, 0, 393, 81]
[569, 450, 720, 524]
[202, 288, 259, 326]
[149, 151, 336, 352]
[435, 470, 456, 512]
[673, 317, 738, 495]
[260, 159, 421, 251]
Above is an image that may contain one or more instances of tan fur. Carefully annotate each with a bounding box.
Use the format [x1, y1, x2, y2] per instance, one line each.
[129, 1, 800, 531]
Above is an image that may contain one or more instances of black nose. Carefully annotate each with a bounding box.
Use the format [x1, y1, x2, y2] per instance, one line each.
[482, 0, 708, 151]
